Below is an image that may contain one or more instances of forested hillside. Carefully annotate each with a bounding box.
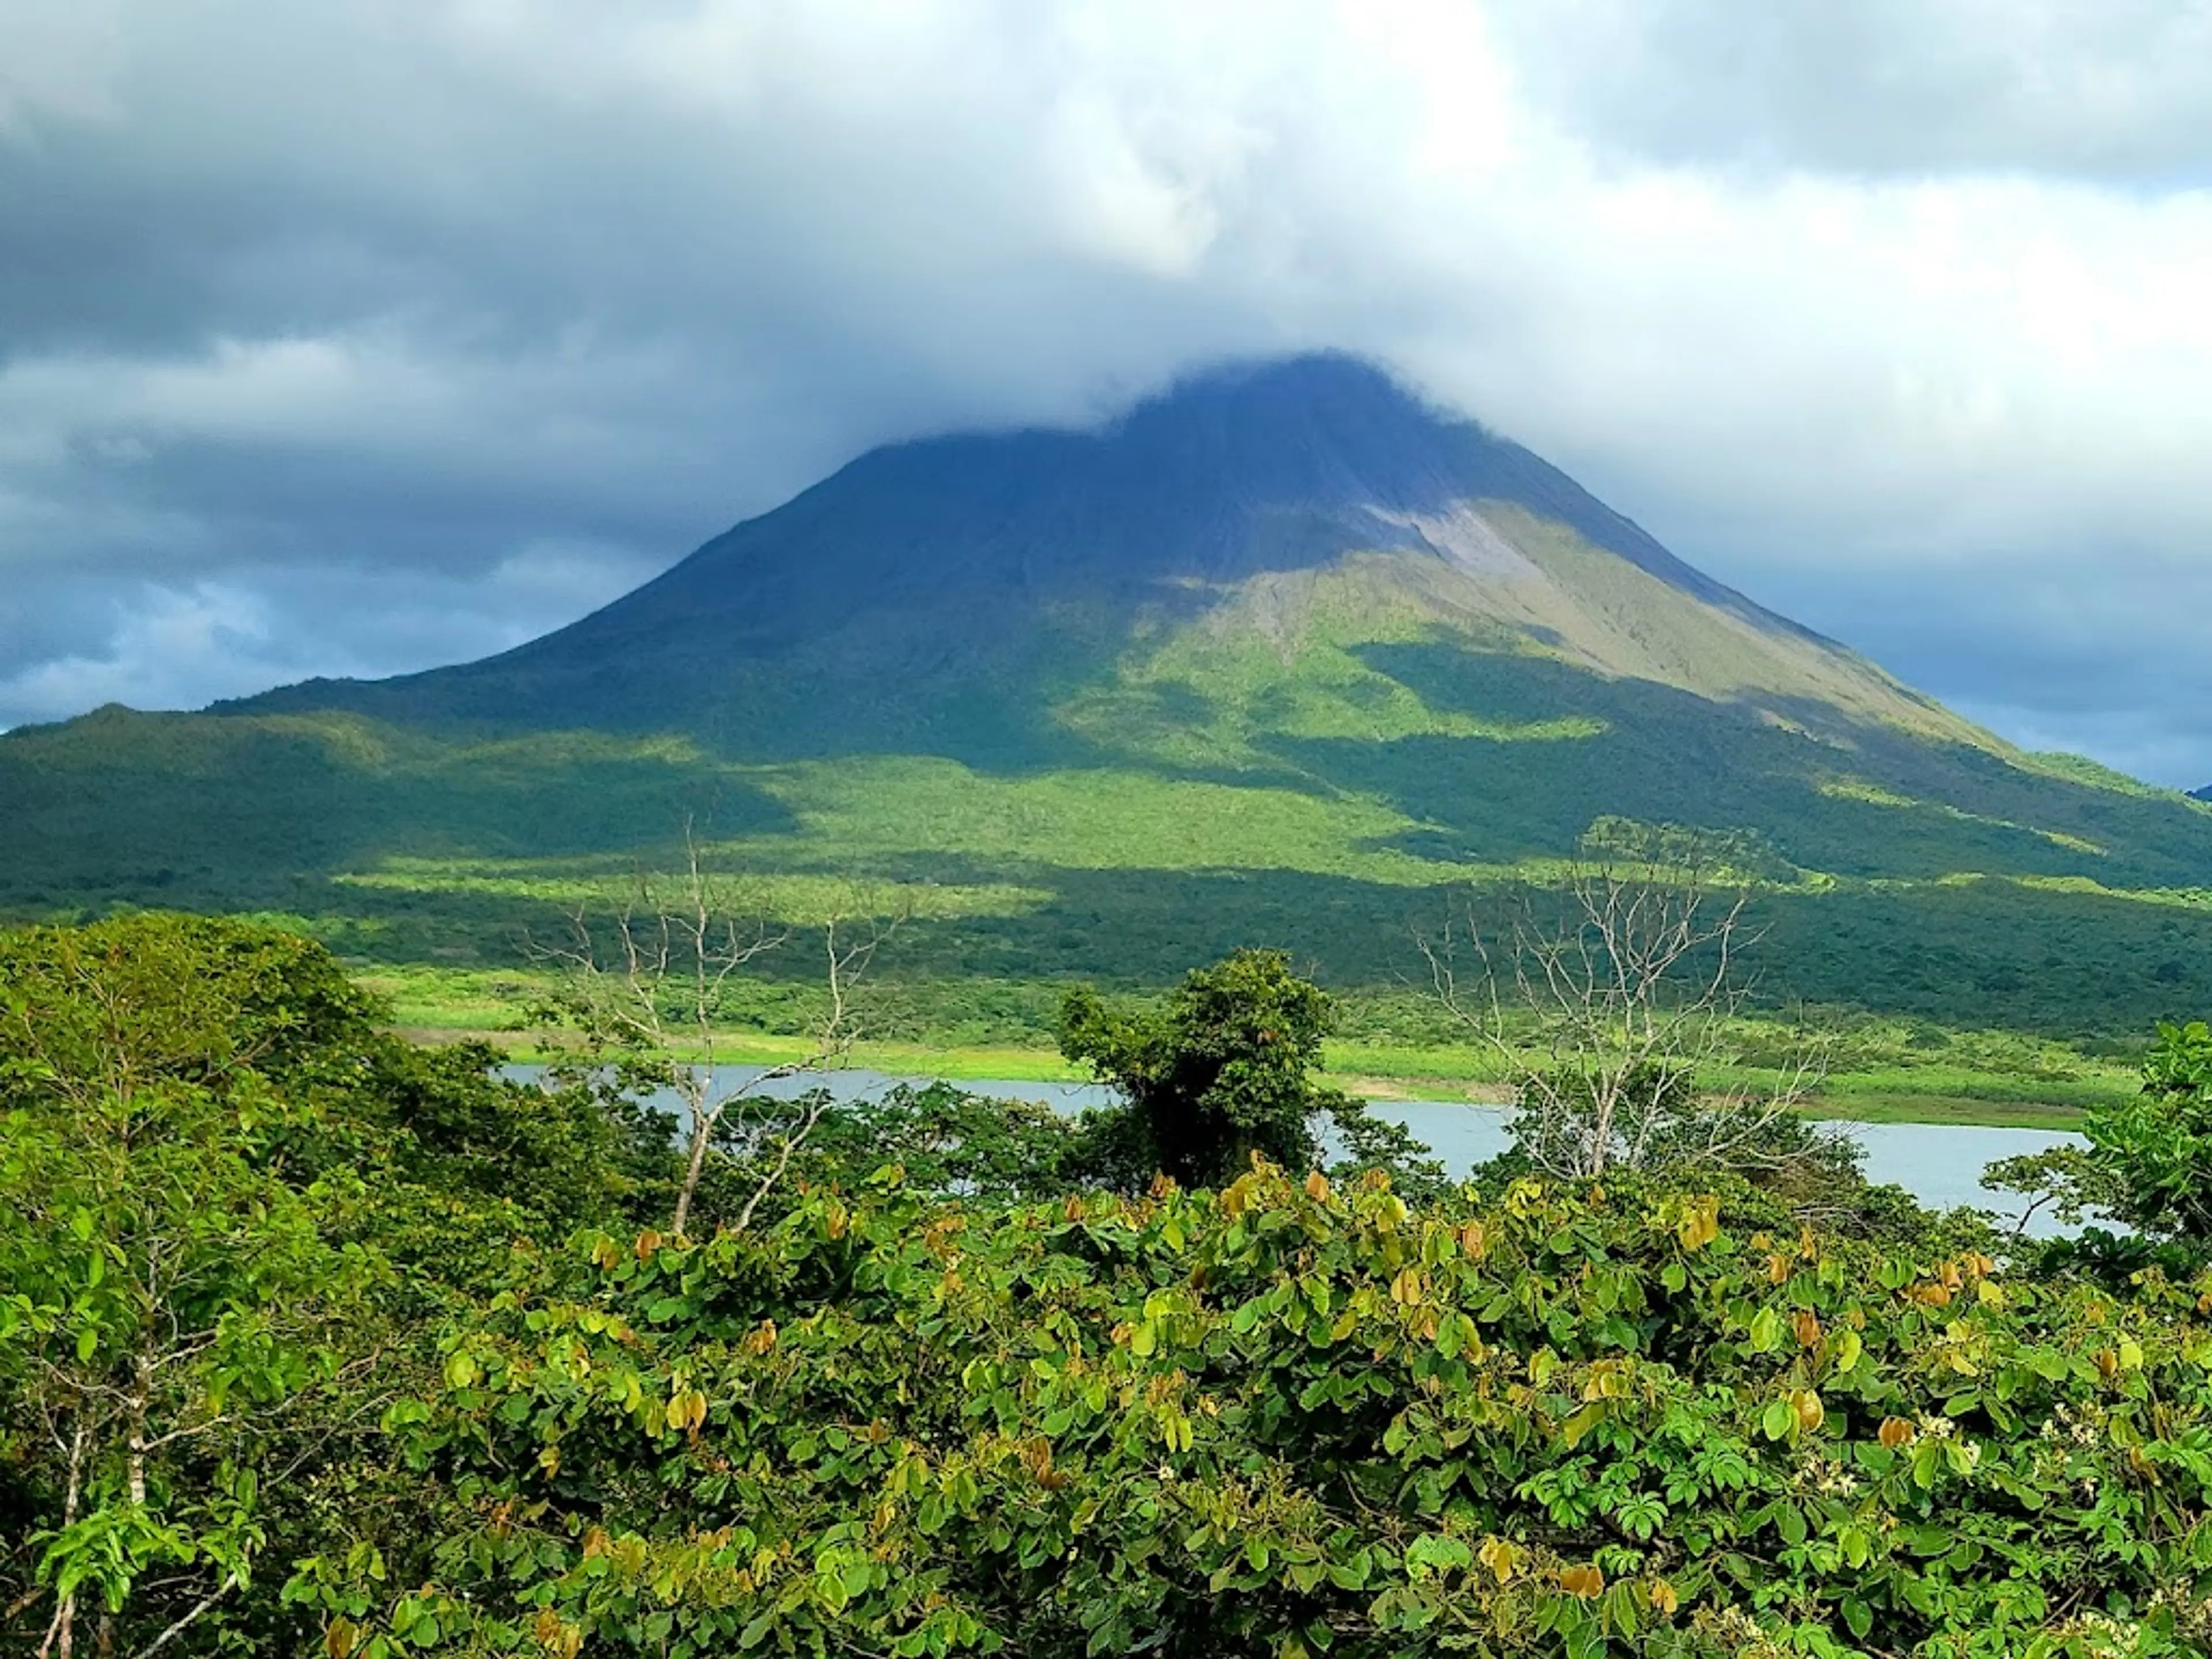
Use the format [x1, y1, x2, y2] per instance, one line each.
[5, 357, 2211, 1042]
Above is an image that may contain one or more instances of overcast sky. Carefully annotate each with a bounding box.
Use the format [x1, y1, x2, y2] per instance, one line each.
[5, 2, 2212, 782]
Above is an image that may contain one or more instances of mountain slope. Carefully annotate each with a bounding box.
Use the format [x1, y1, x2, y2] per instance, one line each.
[235, 354, 1969, 757]
[7, 352, 2212, 1036]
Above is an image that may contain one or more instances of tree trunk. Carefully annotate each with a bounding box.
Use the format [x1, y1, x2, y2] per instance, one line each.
[671, 1081, 716, 1240]
[40, 1421, 87, 1659]
[127, 1353, 153, 1507]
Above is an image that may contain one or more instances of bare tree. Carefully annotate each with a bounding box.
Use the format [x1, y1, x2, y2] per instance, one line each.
[1418, 857, 1836, 1184]
[529, 824, 897, 1238]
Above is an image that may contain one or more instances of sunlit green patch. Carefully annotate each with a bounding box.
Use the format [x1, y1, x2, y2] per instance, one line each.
[2009, 874, 2212, 911]
[2039, 831, 2108, 855]
[1819, 777, 2107, 857]
[1818, 779, 1921, 810]
[1054, 559, 1608, 770]
[335, 858, 1052, 923]
[2018, 749, 2209, 802]
[712, 756, 1476, 887]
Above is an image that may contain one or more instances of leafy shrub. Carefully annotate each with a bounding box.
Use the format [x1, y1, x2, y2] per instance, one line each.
[307, 1167, 2212, 1658]
[1991, 1019, 2212, 1266]
[1058, 949, 1441, 1197]
[2085, 1021, 2212, 1243]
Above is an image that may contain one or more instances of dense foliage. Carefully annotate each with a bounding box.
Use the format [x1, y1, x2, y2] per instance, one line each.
[0, 915, 670, 1656]
[307, 1171, 2212, 1659]
[2080, 1021, 2212, 1243]
[1987, 1020, 2212, 1282]
[14, 914, 2212, 1657]
[0, 918, 386, 1652]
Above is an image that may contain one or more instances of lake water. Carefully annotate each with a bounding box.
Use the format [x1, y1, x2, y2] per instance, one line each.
[510, 1066, 2086, 1237]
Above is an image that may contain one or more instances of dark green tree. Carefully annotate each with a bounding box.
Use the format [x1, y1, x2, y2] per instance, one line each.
[1058, 949, 1439, 1195]
[1059, 949, 1344, 1190]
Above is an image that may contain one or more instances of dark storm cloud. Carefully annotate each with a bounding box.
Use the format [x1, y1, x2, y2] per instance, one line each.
[2, 1, 2210, 783]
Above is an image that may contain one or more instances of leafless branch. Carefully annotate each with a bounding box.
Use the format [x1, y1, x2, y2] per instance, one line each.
[128, 1573, 236, 1659]
[1418, 854, 1830, 1186]
[525, 825, 904, 1237]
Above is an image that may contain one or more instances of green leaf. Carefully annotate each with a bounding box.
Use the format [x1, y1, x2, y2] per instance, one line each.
[1435, 1313, 1464, 1360]
[1843, 1597, 1873, 1640]
[1404, 1534, 1474, 1573]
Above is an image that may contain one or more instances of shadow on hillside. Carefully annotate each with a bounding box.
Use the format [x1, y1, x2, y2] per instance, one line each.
[1266, 644, 2212, 889]
[0, 713, 794, 914]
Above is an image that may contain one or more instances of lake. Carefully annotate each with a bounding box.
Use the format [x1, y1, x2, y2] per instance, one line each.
[509, 1065, 2087, 1237]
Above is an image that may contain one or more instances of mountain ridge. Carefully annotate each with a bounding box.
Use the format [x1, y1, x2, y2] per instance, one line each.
[230, 353, 1974, 760]
[10, 350, 2212, 1038]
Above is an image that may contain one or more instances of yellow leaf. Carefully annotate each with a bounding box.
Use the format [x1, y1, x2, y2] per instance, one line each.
[1559, 1563, 1605, 1599]
[1675, 1198, 1720, 1252]
[1477, 1536, 1518, 1585]
[1649, 1578, 1679, 1616]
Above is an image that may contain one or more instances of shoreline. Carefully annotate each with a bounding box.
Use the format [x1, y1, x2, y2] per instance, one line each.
[389, 1025, 2101, 1131]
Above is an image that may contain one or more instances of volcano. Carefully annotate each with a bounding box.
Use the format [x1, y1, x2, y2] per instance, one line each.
[9, 351, 2212, 1034]
[232, 353, 1974, 760]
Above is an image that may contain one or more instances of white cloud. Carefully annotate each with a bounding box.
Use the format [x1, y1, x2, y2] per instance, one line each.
[0, 1, 2209, 778]
[0, 0, 126, 130]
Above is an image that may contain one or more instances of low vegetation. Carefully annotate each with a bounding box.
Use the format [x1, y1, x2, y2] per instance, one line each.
[10, 911, 2212, 1656]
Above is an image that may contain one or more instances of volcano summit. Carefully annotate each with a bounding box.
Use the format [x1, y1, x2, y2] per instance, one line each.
[6, 353, 2211, 1031]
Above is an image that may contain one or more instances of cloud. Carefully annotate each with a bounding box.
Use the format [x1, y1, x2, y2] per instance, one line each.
[0, 1, 2208, 781]
[1489, 1, 2212, 181]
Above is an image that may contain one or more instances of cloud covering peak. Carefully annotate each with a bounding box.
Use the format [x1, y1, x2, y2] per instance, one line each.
[2, 1, 2210, 780]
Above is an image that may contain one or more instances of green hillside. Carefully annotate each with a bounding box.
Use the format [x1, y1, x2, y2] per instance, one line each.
[4, 354, 2210, 1054]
